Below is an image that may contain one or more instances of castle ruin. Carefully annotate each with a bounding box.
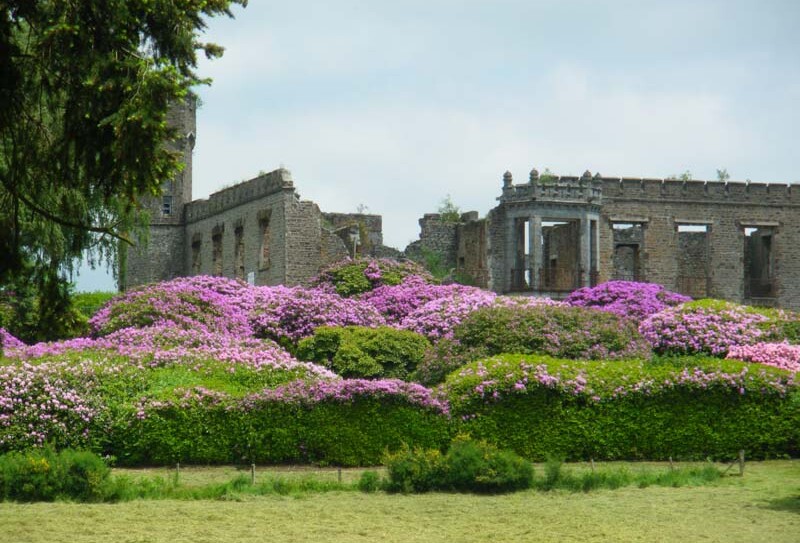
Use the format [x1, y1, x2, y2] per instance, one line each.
[122, 100, 396, 289]
[408, 169, 800, 310]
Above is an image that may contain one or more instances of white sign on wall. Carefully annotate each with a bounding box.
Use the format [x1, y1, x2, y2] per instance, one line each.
[247, 271, 256, 285]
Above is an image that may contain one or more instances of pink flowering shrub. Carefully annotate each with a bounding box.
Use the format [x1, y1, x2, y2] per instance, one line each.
[89, 276, 253, 337]
[0, 327, 25, 350]
[727, 342, 800, 373]
[566, 281, 691, 320]
[312, 258, 434, 297]
[399, 288, 498, 340]
[6, 324, 335, 379]
[250, 286, 385, 344]
[361, 276, 485, 324]
[243, 378, 448, 413]
[0, 360, 102, 450]
[640, 302, 770, 356]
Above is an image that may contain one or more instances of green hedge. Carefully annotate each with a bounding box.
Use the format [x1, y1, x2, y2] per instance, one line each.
[443, 354, 800, 461]
[296, 326, 430, 379]
[109, 398, 450, 467]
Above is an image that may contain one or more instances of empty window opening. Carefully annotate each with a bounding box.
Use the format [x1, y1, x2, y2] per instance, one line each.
[612, 222, 644, 281]
[744, 227, 775, 298]
[234, 226, 245, 280]
[212, 233, 223, 276]
[676, 223, 710, 298]
[191, 239, 202, 274]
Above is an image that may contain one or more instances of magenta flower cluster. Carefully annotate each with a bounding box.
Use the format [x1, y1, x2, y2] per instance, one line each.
[250, 286, 386, 343]
[0, 328, 24, 349]
[90, 276, 254, 337]
[242, 378, 449, 414]
[566, 281, 691, 320]
[727, 342, 800, 373]
[639, 305, 769, 356]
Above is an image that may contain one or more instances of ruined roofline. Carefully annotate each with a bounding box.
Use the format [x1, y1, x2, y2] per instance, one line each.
[185, 168, 295, 224]
[498, 169, 798, 205]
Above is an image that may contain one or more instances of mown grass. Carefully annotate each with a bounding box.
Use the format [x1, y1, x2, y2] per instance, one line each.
[0, 461, 797, 542]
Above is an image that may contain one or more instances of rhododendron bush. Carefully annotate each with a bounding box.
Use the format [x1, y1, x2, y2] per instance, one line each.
[566, 281, 691, 320]
[1, 274, 799, 463]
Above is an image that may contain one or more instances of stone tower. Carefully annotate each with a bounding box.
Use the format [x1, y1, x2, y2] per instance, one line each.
[121, 96, 196, 289]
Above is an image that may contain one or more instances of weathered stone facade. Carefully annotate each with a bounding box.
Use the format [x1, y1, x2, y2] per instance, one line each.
[122, 104, 391, 289]
[408, 169, 800, 310]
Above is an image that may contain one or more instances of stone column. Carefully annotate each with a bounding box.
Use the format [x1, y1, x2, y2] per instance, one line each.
[580, 217, 591, 287]
[530, 216, 542, 290]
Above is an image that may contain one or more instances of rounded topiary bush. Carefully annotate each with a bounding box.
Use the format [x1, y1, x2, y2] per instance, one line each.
[312, 258, 433, 297]
[416, 304, 652, 384]
[296, 326, 431, 379]
[565, 280, 690, 320]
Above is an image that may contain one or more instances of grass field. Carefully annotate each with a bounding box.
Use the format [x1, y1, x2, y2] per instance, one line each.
[0, 461, 798, 543]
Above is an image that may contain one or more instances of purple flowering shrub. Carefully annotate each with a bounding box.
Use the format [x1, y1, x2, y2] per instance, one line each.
[727, 342, 800, 373]
[250, 286, 385, 344]
[0, 327, 24, 350]
[565, 281, 691, 320]
[312, 258, 434, 297]
[361, 277, 485, 325]
[639, 301, 771, 356]
[90, 276, 253, 337]
[399, 288, 499, 340]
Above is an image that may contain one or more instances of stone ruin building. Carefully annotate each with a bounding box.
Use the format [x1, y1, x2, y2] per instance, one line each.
[126, 100, 800, 310]
[122, 100, 397, 290]
[407, 169, 800, 310]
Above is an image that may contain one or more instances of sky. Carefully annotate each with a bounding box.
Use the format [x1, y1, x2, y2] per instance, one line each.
[73, 0, 800, 291]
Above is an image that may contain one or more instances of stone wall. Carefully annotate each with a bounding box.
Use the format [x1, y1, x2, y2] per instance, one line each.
[600, 177, 800, 309]
[123, 225, 185, 288]
[404, 214, 459, 269]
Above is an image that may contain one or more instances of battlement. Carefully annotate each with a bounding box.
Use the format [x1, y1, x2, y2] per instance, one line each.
[496, 169, 798, 207]
[498, 170, 603, 205]
[602, 176, 798, 205]
[185, 168, 295, 223]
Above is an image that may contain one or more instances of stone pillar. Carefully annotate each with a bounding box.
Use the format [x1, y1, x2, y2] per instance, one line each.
[580, 217, 591, 287]
[530, 216, 542, 290]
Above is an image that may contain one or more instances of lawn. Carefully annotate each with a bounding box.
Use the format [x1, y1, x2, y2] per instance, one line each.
[0, 461, 797, 543]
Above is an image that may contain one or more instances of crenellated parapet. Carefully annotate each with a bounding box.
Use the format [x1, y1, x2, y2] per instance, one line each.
[602, 177, 798, 206]
[185, 168, 295, 224]
[499, 169, 603, 206]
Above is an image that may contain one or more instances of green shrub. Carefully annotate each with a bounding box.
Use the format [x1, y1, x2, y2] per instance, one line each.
[0, 448, 110, 502]
[416, 305, 651, 385]
[111, 396, 450, 467]
[357, 470, 383, 492]
[442, 354, 800, 461]
[313, 259, 433, 297]
[296, 326, 431, 379]
[72, 291, 117, 320]
[384, 436, 533, 493]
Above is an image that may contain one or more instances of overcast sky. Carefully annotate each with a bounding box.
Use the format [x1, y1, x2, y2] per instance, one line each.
[74, 0, 800, 291]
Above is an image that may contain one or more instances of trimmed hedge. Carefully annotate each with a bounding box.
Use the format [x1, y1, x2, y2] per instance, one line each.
[443, 354, 800, 461]
[110, 396, 450, 466]
[296, 326, 431, 379]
